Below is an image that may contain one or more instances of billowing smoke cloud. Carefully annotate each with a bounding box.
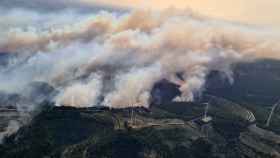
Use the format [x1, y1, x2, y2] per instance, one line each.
[0, 8, 280, 109]
[56, 74, 103, 107]
[103, 64, 162, 108]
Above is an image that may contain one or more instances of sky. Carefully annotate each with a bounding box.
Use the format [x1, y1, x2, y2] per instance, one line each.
[91, 0, 280, 29]
[0, 0, 279, 29]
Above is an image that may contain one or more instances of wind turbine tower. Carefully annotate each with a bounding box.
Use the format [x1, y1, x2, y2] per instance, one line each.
[130, 108, 134, 125]
[71, 95, 75, 107]
[202, 103, 212, 123]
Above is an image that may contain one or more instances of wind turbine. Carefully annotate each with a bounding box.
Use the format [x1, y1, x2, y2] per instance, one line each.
[71, 95, 75, 107]
[131, 108, 134, 125]
[129, 99, 135, 126]
[202, 102, 212, 123]
[266, 99, 280, 127]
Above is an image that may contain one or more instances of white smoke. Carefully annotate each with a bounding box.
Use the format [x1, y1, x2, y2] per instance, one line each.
[0, 120, 20, 144]
[0, 8, 280, 108]
[55, 74, 103, 107]
[103, 64, 162, 108]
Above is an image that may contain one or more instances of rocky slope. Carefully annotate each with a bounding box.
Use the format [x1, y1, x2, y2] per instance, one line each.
[1, 96, 280, 158]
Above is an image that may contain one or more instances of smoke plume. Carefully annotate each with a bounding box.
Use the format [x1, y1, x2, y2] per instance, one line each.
[0, 121, 20, 144]
[0, 8, 280, 109]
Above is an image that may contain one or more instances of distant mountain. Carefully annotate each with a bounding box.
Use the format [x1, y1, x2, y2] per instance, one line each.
[0, 53, 15, 67]
[206, 59, 280, 106]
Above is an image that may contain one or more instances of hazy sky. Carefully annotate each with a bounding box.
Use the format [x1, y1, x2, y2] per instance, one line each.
[1, 0, 279, 29]
[90, 0, 280, 29]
